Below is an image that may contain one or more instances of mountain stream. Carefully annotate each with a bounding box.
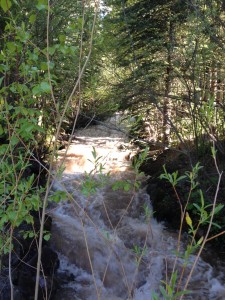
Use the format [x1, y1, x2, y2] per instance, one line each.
[49, 115, 225, 300]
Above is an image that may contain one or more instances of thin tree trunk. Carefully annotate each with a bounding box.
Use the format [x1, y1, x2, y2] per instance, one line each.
[163, 20, 174, 147]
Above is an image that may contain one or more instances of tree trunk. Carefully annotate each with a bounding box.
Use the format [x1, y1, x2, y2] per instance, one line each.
[163, 20, 174, 147]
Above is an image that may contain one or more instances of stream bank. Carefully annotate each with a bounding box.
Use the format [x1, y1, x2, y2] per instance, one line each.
[141, 143, 225, 250]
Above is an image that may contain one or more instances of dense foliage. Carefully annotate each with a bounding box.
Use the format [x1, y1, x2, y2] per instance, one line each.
[102, 0, 225, 149]
[0, 0, 101, 263]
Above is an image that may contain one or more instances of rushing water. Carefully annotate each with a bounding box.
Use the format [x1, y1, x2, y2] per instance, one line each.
[49, 114, 225, 300]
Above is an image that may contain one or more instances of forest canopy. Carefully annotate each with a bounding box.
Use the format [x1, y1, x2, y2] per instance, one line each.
[1, 0, 225, 149]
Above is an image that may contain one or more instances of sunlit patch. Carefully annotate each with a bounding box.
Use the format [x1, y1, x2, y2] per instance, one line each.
[54, 134, 135, 175]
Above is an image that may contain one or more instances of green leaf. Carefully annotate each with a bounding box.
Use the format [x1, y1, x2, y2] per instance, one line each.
[10, 135, 19, 146]
[28, 231, 35, 238]
[112, 182, 120, 191]
[32, 81, 51, 95]
[29, 14, 36, 24]
[36, 0, 47, 10]
[36, 3, 45, 10]
[44, 232, 51, 241]
[25, 124, 34, 133]
[34, 124, 45, 133]
[0, 144, 8, 155]
[177, 175, 187, 183]
[0, 0, 12, 12]
[174, 290, 192, 297]
[134, 181, 140, 189]
[0, 124, 4, 135]
[25, 214, 34, 224]
[7, 42, 16, 52]
[0, 77, 4, 86]
[48, 46, 57, 55]
[40, 81, 51, 93]
[0, 214, 8, 226]
[40, 61, 54, 70]
[68, 45, 77, 55]
[49, 190, 67, 203]
[159, 286, 169, 299]
[211, 222, 221, 229]
[151, 291, 160, 300]
[201, 210, 208, 223]
[211, 146, 217, 159]
[197, 236, 203, 245]
[193, 203, 201, 212]
[40, 62, 48, 70]
[186, 212, 193, 228]
[16, 30, 30, 43]
[32, 84, 42, 95]
[7, 211, 17, 222]
[123, 182, 131, 192]
[59, 34, 66, 44]
[213, 204, 224, 215]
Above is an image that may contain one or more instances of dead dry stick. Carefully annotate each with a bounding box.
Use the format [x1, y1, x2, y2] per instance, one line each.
[57, 0, 86, 168]
[9, 226, 14, 300]
[206, 229, 225, 242]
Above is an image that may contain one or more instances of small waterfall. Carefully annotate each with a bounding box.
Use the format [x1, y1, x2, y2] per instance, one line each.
[48, 114, 225, 299]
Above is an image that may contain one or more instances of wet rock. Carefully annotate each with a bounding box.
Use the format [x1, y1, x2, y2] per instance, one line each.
[17, 246, 59, 299]
[53, 288, 80, 300]
[0, 268, 24, 300]
[146, 178, 181, 228]
[0, 211, 58, 300]
[143, 149, 191, 229]
[140, 149, 190, 177]
[0, 246, 59, 300]
[9, 212, 52, 260]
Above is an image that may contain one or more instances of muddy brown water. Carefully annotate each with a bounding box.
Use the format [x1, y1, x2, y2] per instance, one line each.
[49, 115, 225, 300]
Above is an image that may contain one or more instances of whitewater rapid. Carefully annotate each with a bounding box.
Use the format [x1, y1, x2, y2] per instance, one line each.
[48, 114, 225, 300]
